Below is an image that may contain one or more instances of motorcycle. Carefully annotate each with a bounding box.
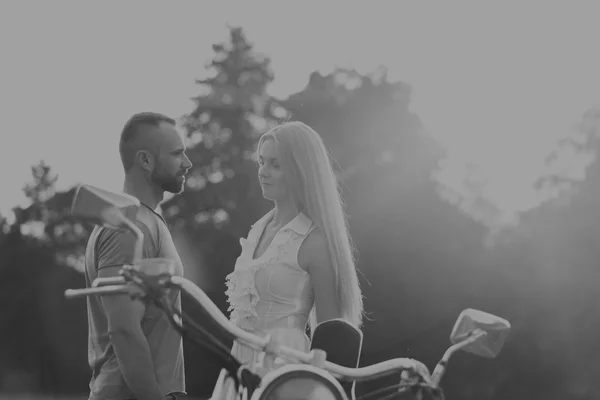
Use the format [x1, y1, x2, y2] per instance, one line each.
[65, 184, 511, 400]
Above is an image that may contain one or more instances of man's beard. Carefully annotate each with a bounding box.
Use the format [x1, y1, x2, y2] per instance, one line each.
[151, 170, 185, 194]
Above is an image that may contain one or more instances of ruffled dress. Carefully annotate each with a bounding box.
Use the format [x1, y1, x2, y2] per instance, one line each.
[225, 210, 316, 371]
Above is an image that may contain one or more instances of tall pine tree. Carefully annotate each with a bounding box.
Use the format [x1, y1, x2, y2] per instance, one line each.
[160, 26, 289, 396]
[163, 26, 285, 243]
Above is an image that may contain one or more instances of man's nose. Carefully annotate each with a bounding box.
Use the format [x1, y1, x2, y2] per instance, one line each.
[183, 154, 193, 169]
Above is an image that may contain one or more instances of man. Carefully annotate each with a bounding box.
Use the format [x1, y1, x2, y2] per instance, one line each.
[84, 112, 193, 400]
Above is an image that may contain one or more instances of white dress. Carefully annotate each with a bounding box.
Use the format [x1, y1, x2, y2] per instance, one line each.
[225, 209, 316, 371]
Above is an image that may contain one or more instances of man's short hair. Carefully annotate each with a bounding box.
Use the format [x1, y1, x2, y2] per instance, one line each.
[119, 112, 176, 172]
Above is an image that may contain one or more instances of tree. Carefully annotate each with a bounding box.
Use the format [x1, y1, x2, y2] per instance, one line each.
[534, 107, 600, 205]
[160, 26, 289, 397]
[0, 162, 89, 395]
[17, 161, 90, 271]
[281, 67, 434, 181]
[479, 108, 600, 399]
[162, 26, 286, 291]
[279, 68, 491, 372]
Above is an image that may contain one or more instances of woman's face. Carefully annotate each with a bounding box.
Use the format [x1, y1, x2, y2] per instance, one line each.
[258, 138, 289, 202]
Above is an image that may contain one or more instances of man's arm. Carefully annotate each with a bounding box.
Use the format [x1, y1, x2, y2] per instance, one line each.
[97, 226, 164, 400]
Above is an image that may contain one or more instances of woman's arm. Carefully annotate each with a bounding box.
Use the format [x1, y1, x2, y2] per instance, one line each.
[299, 228, 343, 323]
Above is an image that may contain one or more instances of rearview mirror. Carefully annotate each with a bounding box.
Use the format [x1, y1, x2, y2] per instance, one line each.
[70, 184, 140, 228]
[450, 308, 511, 358]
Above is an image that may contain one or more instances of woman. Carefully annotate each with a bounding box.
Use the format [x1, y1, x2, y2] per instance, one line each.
[225, 121, 364, 371]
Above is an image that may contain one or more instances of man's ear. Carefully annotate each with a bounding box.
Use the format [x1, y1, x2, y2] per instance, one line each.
[135, 150, 154, 172]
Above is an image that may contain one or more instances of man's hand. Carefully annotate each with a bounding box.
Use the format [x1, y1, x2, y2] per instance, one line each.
[100, 265, 164, 400]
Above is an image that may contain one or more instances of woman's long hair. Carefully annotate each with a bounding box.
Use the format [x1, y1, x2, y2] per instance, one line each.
[257, 121, 364, 331]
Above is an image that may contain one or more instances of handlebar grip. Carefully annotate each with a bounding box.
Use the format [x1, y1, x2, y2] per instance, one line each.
[64, 285, 130, 299]
[64, 289, 91, 298]
[430, 362, 446, 387]
[92, 276, 127, 287]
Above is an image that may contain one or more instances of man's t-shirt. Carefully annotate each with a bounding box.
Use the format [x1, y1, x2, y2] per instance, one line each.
[84, 204, 185, 400]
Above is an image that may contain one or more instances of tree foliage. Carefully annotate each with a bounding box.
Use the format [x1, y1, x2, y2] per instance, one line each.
[0, 162, 89, 395]
[159, 26, 291, 394]
[163, 27, 285, 236]
[161, 27, 288, 297]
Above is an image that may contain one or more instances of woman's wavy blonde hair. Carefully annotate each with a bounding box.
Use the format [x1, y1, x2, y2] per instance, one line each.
[257, 121, 364, 331]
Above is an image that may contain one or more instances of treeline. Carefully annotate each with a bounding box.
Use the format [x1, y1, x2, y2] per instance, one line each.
[1, 27, 599, 399]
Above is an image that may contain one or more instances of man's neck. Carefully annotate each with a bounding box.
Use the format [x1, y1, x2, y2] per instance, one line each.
[123, 172, 163, 210]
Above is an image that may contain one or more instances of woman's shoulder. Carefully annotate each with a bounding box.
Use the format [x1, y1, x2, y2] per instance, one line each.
[301, 226, 325, 248]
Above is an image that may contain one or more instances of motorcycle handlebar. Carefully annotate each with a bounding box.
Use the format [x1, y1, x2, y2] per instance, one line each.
[65, 285, 130, 298]
[65, 273, 431, 384]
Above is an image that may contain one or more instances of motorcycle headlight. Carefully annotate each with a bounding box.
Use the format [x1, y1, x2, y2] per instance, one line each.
[252, 364, 347, 400]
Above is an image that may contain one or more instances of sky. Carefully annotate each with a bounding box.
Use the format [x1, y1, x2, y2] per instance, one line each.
[1, 1, 599, 219]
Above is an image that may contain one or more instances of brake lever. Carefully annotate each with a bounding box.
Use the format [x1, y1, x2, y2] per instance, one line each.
[399, 359, 433, 386]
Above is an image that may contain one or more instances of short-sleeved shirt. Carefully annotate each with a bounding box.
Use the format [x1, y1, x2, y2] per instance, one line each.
[84, 204, 185, 400]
